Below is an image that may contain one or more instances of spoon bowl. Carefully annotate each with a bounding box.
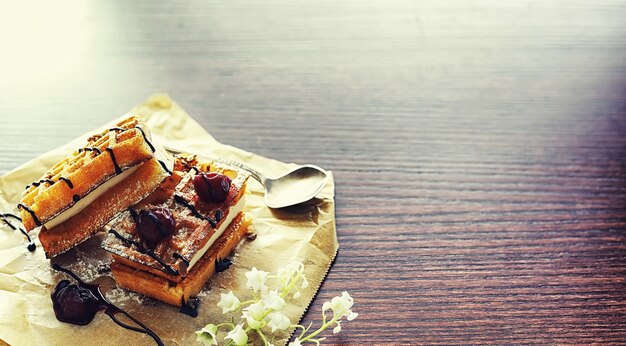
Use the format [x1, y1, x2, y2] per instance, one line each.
[263, 165, 329, 209]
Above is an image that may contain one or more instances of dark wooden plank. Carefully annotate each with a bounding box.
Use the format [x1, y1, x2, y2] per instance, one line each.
[2, 0, 626, 344]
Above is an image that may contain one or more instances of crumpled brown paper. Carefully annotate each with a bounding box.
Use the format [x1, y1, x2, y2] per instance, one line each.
[0, 95, 337, 346]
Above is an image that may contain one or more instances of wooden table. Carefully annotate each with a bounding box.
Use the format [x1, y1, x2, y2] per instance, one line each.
[2, 1, 626, 344]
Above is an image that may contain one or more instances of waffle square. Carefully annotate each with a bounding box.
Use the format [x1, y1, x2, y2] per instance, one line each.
[102, 156, 250, 305]
[39, 157, 172, 258]
[18, 115, 158, 231]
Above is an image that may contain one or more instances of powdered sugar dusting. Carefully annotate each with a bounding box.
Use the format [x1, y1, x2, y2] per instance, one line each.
[106, 286, 147, 305]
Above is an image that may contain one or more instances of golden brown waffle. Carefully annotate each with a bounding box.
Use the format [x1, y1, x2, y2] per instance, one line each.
[111, 213, 250, 306]
[18, 115, 157, 231]
[39, 158, 172, 258]
[102, 156, 251, 305]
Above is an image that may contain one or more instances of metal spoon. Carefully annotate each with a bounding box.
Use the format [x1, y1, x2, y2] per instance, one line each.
[209, 157, 329, 209]
[153, 136, 329, 208]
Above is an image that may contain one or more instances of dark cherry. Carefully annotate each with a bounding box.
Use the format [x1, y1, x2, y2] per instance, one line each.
[193, 172, 231, 203]
[51, 280, 100, 325]
[136, 208, 176, 249]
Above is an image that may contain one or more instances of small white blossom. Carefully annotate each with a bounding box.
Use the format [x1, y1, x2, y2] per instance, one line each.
[347, 311, 358, 321]
[333, 321, 342, 334]
[262, 290, 285, 311]
[217, 291, 240, 314]
[301, 276, 309, 289]
[262, 290, 286, 311]
[245, 267, 269, 292]
[288, 338, 302, 346]
[276, 261, 304, 291]
[329, 291, 355, 319]
[266, 312, 291, 332]
[225, 324, 248, 346]
[293, 291, 301, 299]
[242, 301, 266, 329]
[195, 324, 218, 345]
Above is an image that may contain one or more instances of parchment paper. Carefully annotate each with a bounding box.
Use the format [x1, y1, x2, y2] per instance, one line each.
[0, 95, 338, 346]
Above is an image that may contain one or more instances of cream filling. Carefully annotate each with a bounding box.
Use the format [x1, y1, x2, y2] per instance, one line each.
[44, 165, 141, 230]
[45, 146, 174, 230]
[188, 195, 246, 270]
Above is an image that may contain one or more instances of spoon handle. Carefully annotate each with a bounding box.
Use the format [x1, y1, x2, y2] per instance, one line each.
[152, 134, 266, 184]
[208, 156, 265, 185]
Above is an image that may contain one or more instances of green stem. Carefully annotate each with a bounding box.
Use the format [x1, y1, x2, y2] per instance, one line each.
[292, 323, 308, 339]
[216, 322, 235, 329]
[280, 272, 301, 299]
[299, 317, 337, 343]
[256, 329, 269, 346]
[291, 325, 306, 332]
[239, 299, 257, 306]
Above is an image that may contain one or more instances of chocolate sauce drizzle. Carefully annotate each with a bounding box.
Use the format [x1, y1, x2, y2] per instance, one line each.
[215, 210, 223, 223]
[0, 213, 35, 251]
[172, 252, 190, 266]
[106, 147, 122, 174]
[52, 264, 163, 346]
[17, 203, 41, 226]
[26, 178, 55, 189]
[78, 147, 102, 155]
[109, 126, 156, 153]
[73, 195, 81, 202]
[215, 258, 232, 273]
[134, 126, 155, 153]
[26, 177, 73, 191]
[109, 229, 179, 276]
[158, 160, 172, 175]
[108, 126, 169, 176]
[173, 195, 217, 228]
[179, 297, 200, 317]
[58, 177, 74, 189]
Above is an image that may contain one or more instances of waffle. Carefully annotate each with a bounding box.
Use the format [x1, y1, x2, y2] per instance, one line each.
[39, 158, 171, 258]
[102, 156, 251, 306]
[18, 115, 173, 257]
[19, 115, 157, 231]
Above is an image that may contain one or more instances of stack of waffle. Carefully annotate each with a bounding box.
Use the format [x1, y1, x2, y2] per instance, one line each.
[19, 116, 173, 258]
[18, 115, 252, 307]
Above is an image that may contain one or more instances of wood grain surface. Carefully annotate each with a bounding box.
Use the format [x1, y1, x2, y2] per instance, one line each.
[2, 0, 626, 344]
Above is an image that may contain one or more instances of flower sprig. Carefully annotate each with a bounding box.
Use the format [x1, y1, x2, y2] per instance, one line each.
[196, 261, 357, 345]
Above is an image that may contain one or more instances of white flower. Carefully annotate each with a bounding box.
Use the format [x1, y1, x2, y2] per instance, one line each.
[276, 261, 304, 290]
[262, 290, 286, 311]
[333, 321, 341, 334]
[217, 291, 240, 314]
[225, 324, 248, 346]
[195, 324, 218, 345]
[288, 338, 302, 346]
[245, 267, 269, 292]
[242, 301, 266, 330]
[266, 312, 291, 332]
[301, 276, 308, 289]
[328, 291, 355, 319]
[347, 311, 358, 321]
[293, 291, 301, 299]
